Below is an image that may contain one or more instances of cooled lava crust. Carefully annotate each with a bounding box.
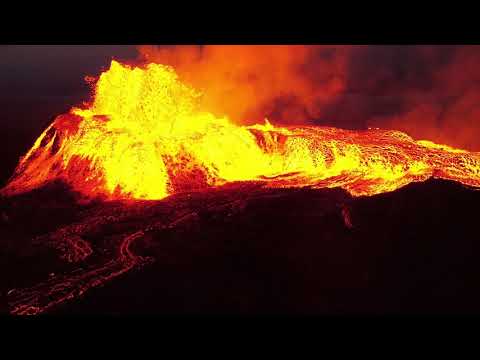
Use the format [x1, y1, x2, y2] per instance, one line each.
[1, 178, 479, 315]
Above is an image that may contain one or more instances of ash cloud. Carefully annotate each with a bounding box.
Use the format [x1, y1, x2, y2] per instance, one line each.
[138, 45, 480, 151]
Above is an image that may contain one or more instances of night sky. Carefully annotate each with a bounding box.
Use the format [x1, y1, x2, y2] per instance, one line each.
[2, 45, 480, 187]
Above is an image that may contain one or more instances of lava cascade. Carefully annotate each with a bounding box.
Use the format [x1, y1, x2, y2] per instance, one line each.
[3, 60, 480, 200]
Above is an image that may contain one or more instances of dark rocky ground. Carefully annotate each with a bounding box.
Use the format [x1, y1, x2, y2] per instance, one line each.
[1, 178, 480, 315]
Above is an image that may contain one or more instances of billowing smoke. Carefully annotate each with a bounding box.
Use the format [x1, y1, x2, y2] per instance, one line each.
[137, 45, 350, 125]
[358, 46, 480, 151]
[336, 45, 480, 151]
[137, 45, 480, 151]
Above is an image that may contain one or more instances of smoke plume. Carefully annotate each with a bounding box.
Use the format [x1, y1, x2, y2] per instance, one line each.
[137, 45, 480, 151]
[137, 45, 350, 125]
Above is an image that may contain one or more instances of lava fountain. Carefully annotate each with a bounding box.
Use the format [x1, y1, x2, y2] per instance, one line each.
[3, 60, 480, 200]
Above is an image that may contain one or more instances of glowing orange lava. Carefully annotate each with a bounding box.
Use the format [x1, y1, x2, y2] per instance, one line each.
[3, 60, 480, 200]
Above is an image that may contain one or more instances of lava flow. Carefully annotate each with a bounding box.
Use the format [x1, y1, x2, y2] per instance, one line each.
[2, 60, 480, 201]
[4, 59, 480, 315]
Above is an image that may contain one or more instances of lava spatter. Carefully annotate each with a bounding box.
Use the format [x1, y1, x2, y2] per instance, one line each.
[4, 59, 480, 315]
[3, 60, 480, 201]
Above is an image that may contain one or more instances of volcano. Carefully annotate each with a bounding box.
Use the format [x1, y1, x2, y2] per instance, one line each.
[2, 60, 480, 315]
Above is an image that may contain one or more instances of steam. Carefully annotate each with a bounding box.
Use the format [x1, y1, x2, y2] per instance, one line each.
[137, 45, 350, 124]
[137, 45, 480, 151]
[352, 46, 480, 151]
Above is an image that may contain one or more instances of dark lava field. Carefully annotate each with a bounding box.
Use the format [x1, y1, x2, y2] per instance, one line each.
[1, 179, 480, 315]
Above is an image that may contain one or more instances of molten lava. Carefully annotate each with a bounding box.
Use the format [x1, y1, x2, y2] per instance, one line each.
[3, 60, 480, 200]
